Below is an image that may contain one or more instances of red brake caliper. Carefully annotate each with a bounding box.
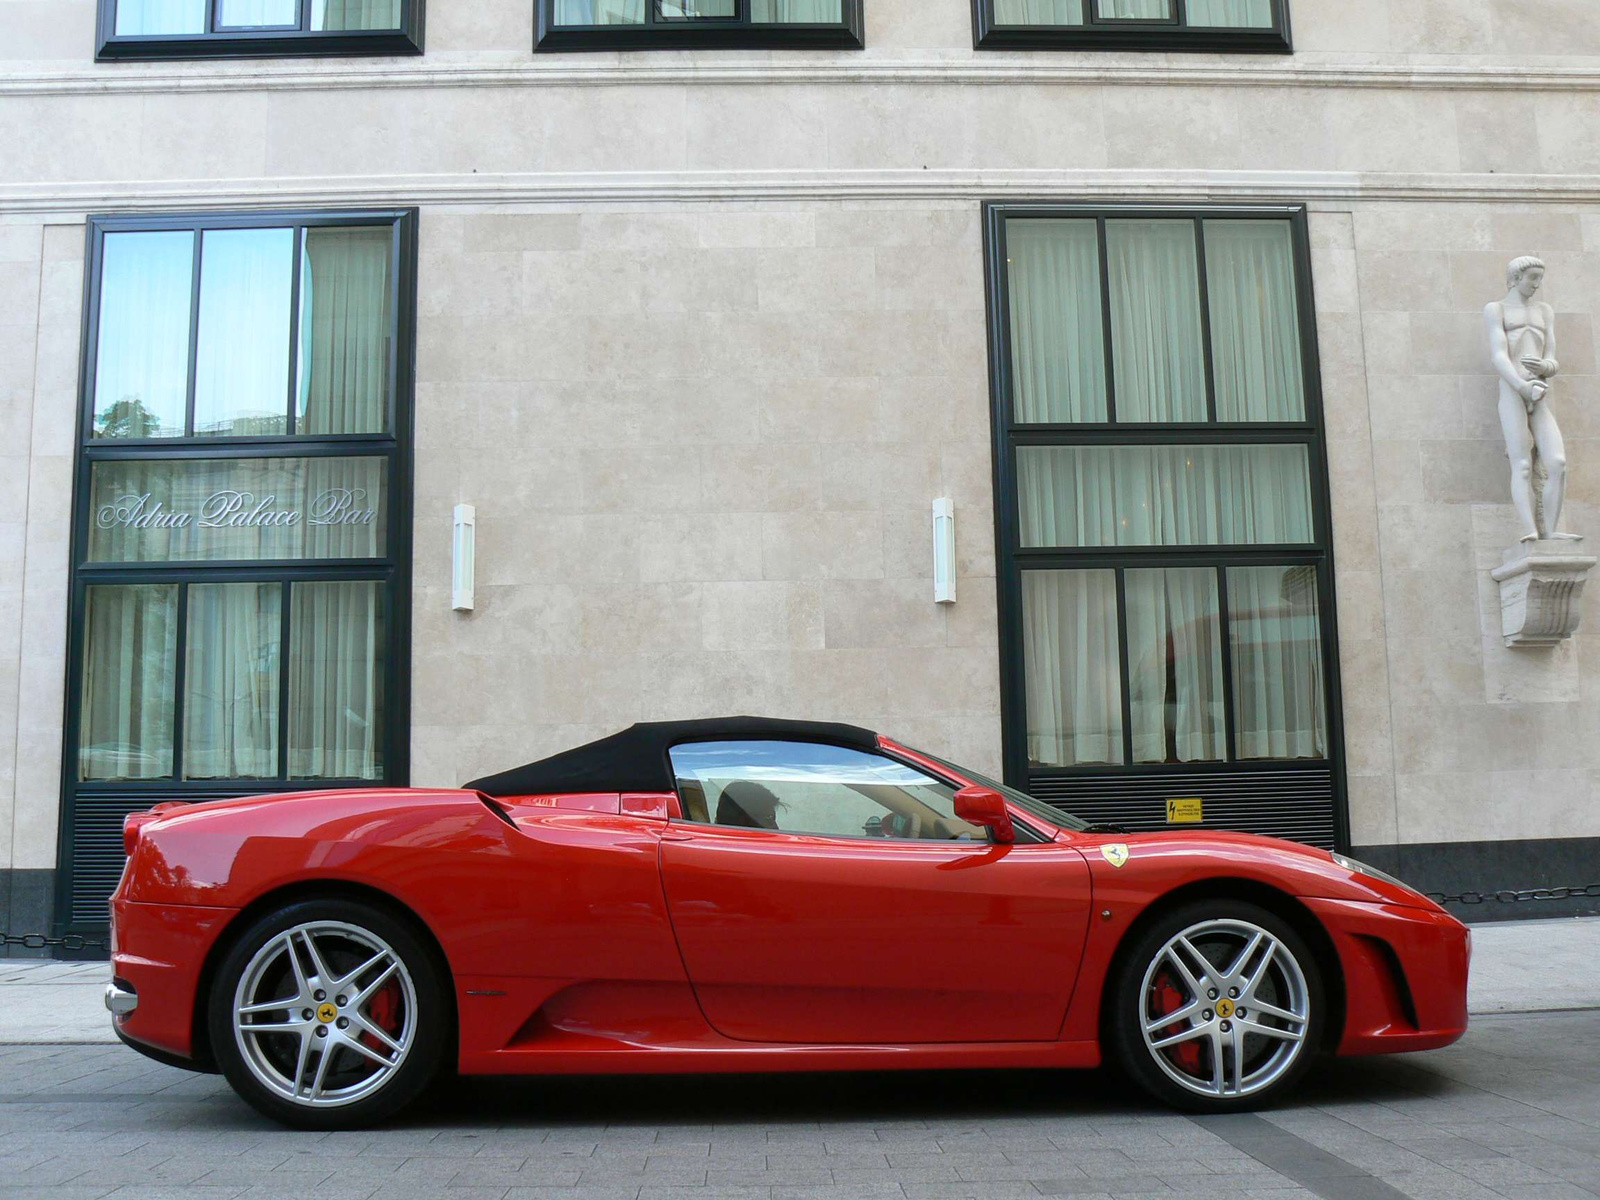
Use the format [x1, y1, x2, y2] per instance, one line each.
[1152, 970, 1203, 1075]
[361, 981, 403, 1054]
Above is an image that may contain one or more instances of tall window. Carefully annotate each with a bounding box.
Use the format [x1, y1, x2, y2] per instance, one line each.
[973, 0, 1290, 52]
[987, 205, 1341, 847]
[97, 0, 424, 60]
[60, 210, 416, 931]
[537, 0, 863, 49]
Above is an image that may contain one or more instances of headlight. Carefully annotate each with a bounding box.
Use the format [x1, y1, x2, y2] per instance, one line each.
[1331, 851, 1414, 893]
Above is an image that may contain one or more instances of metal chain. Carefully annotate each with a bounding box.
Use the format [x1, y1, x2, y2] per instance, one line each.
[0, 932, 111, 951]
[1424, 883, 1600, 906]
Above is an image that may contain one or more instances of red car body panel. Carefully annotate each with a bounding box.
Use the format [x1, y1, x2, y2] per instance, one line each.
[109, 736, 1470, 1077]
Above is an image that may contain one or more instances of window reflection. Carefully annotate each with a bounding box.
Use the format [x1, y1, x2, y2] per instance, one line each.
[194, 228, 294, 438]
[93, 231, 193, 440]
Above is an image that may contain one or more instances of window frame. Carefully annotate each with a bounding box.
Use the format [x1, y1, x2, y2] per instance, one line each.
[96, 0, 425, 62]
[57, 207, 417, 935]
[972, 0, 1291, 53]
[983, 202, 1346, 848]
[536, 0, 864, 52]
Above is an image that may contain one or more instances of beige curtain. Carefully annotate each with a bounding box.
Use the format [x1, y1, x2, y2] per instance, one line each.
[1007, 219, 1107, 423]
[1022, 570, 1123, 767]
[289, 581, 384, 780]
[1205, 220, 1305, 421]
[216, 0, 297, 25]
[1186, 0, 1272, 27]
[1126, 568, 1225, 763]
[993, 0, 1083, 21]
[751, 0, 843, 19]
[311, 0, 403, 29]
[184, 583, 281, 780]
[553, 0, 646, 21]
[297, 226, 392, 435]
[1106, 220, 1207, 422]
[1096, 0, 1170, 16]
[1229, 566, 1327, 760]
[79, 585, 177, 781]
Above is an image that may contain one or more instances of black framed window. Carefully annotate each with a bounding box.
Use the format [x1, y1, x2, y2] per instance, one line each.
[985, 204, 1343, 848]
[974, 0, 1290, 52]
[537, 0, 863, 50]
[58, 209, 416, 932]
[97, 0, 424, 61]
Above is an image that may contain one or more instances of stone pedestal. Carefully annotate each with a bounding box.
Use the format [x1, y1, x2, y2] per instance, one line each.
[1489, 541, 1597, 647]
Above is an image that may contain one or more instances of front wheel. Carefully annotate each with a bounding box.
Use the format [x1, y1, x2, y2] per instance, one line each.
[208, 899, 448, 1129]
[1107, 899, 1324, 1111]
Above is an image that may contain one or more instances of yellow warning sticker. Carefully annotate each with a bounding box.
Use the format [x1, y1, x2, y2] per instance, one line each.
[1166, 797, 1204, 823]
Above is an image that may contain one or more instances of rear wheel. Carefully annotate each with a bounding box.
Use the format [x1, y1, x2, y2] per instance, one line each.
[208, 898, 447, 1129]
[1107, 899, 1323, 1111]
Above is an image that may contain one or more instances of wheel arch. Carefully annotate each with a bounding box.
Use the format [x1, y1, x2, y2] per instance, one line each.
[1099, 876, 1347, 1053]
[190, 878, 459, 1073]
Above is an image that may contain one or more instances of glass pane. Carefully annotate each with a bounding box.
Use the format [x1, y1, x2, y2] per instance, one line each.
[1106, 220, 1207, 422]
[751, 0, 843, 20]
[93, 231, 192, 440]
[1229, 566, 1327, 761]
[289, 581, 385, 780]
[79, 584, 177, 781]
[1017, 443, 1314, 548]
[310, 0, 404, 29]
[1205, 220, 1306, 422]
[1006, 219, 1107, 423]
[1186, 0, 1272, 26]
[115, 0, 206, 34]
[657, 0, 736, 18]
[1126, 568, 1225, 764]
[88, 456, 387, 563]
[1095, 0, 1171, 16]
[668, 741, 979, 841]
[194, 228, 294, 438]
[1021, 570, 1123, 767]
[216, 0, 299, 26]
[993, 0, 1084, 22]
[552, 0, 645, 22]
[184, 583, 281, 780]
[297, 227, 392, 435]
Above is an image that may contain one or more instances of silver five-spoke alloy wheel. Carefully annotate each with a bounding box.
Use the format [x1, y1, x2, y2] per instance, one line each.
[1138, 917, 1311, 1099]
[232, 920, 417, 1109]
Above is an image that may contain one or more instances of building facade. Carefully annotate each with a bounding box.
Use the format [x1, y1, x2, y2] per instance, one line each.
[2, 0, 1599, 946]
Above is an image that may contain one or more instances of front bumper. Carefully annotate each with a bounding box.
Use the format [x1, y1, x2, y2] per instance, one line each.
[1303, 896, 1471, 1056]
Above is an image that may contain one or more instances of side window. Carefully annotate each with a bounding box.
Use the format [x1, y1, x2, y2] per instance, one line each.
[669, 740, 984, 842]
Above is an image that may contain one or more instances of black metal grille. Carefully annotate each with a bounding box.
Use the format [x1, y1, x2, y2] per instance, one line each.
[1029, 767, 1337, 849]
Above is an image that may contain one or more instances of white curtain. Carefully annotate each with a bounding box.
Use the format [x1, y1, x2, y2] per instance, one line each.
[1017, 444, 1314, 548]
[1007, 220, 1107, 423]
[311, 0, 403, 28]
[216, 0, 298, 26]
[298, 227, 392, 435]
[184, 583, 281, 780]
[1186, 0, 1272, 27]
[552, 0, 646, 23]
[993, 0, 1083, 21]
[289, 582, 384, 780]
[1107, 220, 1207, 423]
[78, 585, 177, 781]
[1229, 566, 1326, 760]
[1022, 571, 1123, 767]
[1096, 0, 1170, 17]
[1205, 220, 1305, 422]
[194, 228, 294, 438]
[752, 0, 843, 19]
[1126, 568, 1224, 763]
[94, 231, 193, 439]
[114, 0, 206, 34]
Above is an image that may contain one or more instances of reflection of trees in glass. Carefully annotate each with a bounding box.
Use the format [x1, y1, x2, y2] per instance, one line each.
[95, 397, 163, 440]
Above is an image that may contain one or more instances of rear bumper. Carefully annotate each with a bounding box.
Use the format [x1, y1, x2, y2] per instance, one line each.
[1303, 897, 1471, 1056]
[109, 897, 236, 1068]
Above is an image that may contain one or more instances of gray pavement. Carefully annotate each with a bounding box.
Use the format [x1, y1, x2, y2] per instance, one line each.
[0, 917, 1595, 1200]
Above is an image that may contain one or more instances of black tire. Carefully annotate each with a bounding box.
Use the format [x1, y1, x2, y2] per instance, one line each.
[207, 897, 449, 1129]
[1105, 898, 1325, 1112]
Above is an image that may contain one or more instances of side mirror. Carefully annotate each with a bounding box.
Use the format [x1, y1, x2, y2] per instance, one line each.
[953, 785, 1015, 844]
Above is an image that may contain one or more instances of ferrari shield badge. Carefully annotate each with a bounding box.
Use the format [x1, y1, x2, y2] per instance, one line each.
[1100, 843, 1130, 869]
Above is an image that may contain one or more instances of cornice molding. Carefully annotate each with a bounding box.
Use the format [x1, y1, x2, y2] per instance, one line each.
[4, 56, 1600, 98]
[5, 169, 1600, 216]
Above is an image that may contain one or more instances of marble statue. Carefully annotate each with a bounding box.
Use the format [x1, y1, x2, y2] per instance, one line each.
[1484, 256, 1578, 542]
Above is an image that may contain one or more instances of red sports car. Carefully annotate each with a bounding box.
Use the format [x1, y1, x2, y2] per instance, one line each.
[107, 716, 1470, 1128]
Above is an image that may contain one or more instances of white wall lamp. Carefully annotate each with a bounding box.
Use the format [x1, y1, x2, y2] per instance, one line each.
[452, 504, 476, 612]
[932, 498, 956, 605]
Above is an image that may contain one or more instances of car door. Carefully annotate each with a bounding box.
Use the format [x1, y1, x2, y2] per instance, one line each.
[658, 738, 1093, 1045]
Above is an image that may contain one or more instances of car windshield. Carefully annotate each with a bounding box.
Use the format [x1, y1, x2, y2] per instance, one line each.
[903, 748, 1089, 832]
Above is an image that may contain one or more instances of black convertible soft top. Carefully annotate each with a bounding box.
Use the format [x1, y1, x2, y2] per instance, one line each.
[464, 716, 879, 797]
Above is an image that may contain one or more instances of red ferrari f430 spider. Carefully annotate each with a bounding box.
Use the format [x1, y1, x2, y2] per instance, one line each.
[106, 717, 1470, 1128]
